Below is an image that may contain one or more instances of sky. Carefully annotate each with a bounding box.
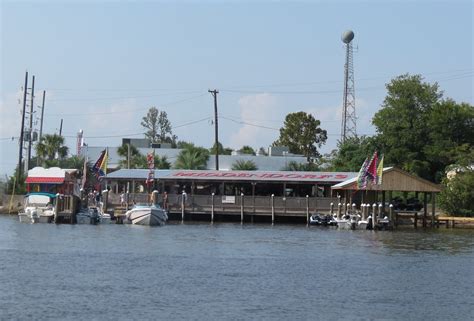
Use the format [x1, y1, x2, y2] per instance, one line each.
[1, 0, 472, 177]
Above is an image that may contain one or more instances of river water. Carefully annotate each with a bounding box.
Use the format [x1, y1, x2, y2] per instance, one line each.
[0, 215, 472, 321]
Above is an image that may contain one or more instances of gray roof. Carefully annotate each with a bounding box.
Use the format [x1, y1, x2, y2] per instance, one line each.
[80, 146, 308, 171]
[106, 169, 358, 183]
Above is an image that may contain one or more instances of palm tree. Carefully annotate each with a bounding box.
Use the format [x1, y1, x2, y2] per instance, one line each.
[174, 145, 209, 169]
[35, 134, 69, 166]
[281, 161, 319, 171]
[231, 160, 258, 171]
[155, 155, 171, 169]
[117, 143, 142, 169]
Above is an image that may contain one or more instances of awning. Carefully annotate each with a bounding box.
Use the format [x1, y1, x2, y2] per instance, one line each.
[25, 177, 65, 184]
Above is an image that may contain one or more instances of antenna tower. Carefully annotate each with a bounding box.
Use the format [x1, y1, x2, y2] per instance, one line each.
[340, 30, 357, 143]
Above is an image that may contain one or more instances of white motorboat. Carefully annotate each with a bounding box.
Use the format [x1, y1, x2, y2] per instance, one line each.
[18, 193, 56, 224]
[125, 203, 168, 226]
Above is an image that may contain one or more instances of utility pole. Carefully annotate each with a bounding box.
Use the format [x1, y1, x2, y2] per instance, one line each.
[37, 90, 46, 167]
[59, 119, 63, 136]
[39, 90, 45, 140]
[26, 75, 35, 172]
[18, 71, 28, 180]
[208, 89, 219, 170]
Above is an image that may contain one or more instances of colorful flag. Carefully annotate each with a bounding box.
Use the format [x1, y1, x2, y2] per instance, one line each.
[146, 151, 155, 185]
[92, 149, 108, 180]
[357, 157, 369, 189]
[366, 151, 378, 182]
[376, 154, 384, 185]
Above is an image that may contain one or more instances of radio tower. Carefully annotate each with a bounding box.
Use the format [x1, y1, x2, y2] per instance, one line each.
[340, 30, 356, 143]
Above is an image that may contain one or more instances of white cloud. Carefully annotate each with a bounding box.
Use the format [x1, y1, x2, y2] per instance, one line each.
[229, 93, 279, 150]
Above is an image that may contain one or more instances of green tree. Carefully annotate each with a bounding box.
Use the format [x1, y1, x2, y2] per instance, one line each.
[423, 100, 474, 181]
[155, 155, 171, 169]
[439, 169, 474, 217]
[328, 136, 379, 172]
[210, 142, 232, 155]
[238, 145, 256, 155]
[35, 134, 69, 166]
[174, 145, 209, 169]
[231, 160, 258, 170]
[281, 161, 319, 171]
[273, 111, 327, 161]
[117, 144, 142, 169]
[372, 74, 442, 180]
[141, 107, 177, 144]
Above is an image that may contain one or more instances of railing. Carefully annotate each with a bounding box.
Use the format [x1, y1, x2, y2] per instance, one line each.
[108, 192, 338, 216]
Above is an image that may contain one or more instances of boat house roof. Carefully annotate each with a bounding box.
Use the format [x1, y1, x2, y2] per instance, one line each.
[106, 169, 358, 184]
[332, 167, 441, 193]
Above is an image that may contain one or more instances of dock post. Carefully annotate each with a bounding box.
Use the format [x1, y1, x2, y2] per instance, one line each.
[389, 204, 394, 227]
[352, 203, 356, 215]
[306, 195, 310, 225]
[361, 204, 365, 220]
[378, 203, 383, 220]
[414, 212, 418, 229]
[54, 193, 60, 224]
[271, 194, 275, 224]
[181, 192, 185, 222]
[211, 193, 214, 223]
[102, 190, 109, 215]
[240, 193, 244, 224]
[372, 203, 377, 229]
[337, 203, 342, 220]
[431, 193, 436, 227]
[330, 202, 334, 216]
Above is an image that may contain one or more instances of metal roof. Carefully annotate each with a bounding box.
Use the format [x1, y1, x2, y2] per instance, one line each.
[106, 169, 358, 183]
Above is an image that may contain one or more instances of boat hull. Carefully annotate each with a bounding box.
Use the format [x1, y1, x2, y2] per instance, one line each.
[126, 207, 167, 226]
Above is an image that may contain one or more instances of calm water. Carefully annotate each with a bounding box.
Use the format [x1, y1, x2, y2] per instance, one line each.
[0, 215, 473, 321]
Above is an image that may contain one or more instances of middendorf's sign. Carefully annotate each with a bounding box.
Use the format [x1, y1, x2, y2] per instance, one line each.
[165, 170, 357, 183]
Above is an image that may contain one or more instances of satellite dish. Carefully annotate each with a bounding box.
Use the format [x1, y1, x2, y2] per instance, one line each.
[342, 30, 354, 44]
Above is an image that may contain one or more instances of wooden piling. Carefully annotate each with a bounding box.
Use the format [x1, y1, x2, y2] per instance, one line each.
[240, 193, 244, 224]
[414, 212, 418, 229]
[330, 202, 334, 216]
[271, 194, 275, 224]
[372, 203, 377, 229]
[337, 203, 342, 220]
[211, 193, 214, 223]
[306, 195, 310, 225]
[181, 192, 185, 222]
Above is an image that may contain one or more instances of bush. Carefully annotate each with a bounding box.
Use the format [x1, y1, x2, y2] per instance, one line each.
[439, 170, 474, 217]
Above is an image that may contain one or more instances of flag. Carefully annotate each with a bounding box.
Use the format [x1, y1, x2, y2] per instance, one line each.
[366, 151, 378, 182]
[92, 149, 108, 180]
[357, 157, 370, 189]
[376, 154, 384, 185]
[146, 151, 155, 185]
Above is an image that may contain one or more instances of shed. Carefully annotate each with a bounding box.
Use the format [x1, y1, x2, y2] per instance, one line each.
[332, 167, 442, 226]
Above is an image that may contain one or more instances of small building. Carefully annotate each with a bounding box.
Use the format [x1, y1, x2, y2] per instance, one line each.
[25, 167, 80, 196]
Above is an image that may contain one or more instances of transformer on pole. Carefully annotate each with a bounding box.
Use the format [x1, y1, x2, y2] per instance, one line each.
[340, 30, 357, 143]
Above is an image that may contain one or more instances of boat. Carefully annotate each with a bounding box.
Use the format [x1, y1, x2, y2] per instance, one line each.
[76, 205, 112, 225]
[309, 213, 337, 226]
[125, 203, 168, 226]
[18, 192, 56, 223]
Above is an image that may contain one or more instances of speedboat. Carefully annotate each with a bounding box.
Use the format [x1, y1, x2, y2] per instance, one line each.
[335, 214, 360, 230]
[18, 193, 56, 223]
[309, 213, 337, 226]
[125, 203, 168, 226]
[76, 206, 112, 225]
[76, 207, 101, 224]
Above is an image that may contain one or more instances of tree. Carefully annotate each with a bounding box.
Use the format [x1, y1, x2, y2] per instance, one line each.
[273, 112, 327, 161]
[117, 143, 142, 169]
[439, 169, 474, 217]
[210, 142, 232, 155]
[141, 107, 177, 145]
[372, 74, 442, 180]
[174, 145, 209, 169]
[35, 134, 69, 166]
[281, 161, 319, 171]
[231, 160, 258, 170]
[423, 100, 474, 181]
[238, 145, 256, 155]
[155, 155, 171, 169]
[372, 74, 473, 182]
[327, 136, 379, 172]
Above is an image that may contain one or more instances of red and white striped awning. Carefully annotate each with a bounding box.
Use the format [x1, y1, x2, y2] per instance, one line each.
[25, 177, 65, 184]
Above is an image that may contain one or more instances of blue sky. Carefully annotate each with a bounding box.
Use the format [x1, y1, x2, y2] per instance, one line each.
[1, 0, 472, 177]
